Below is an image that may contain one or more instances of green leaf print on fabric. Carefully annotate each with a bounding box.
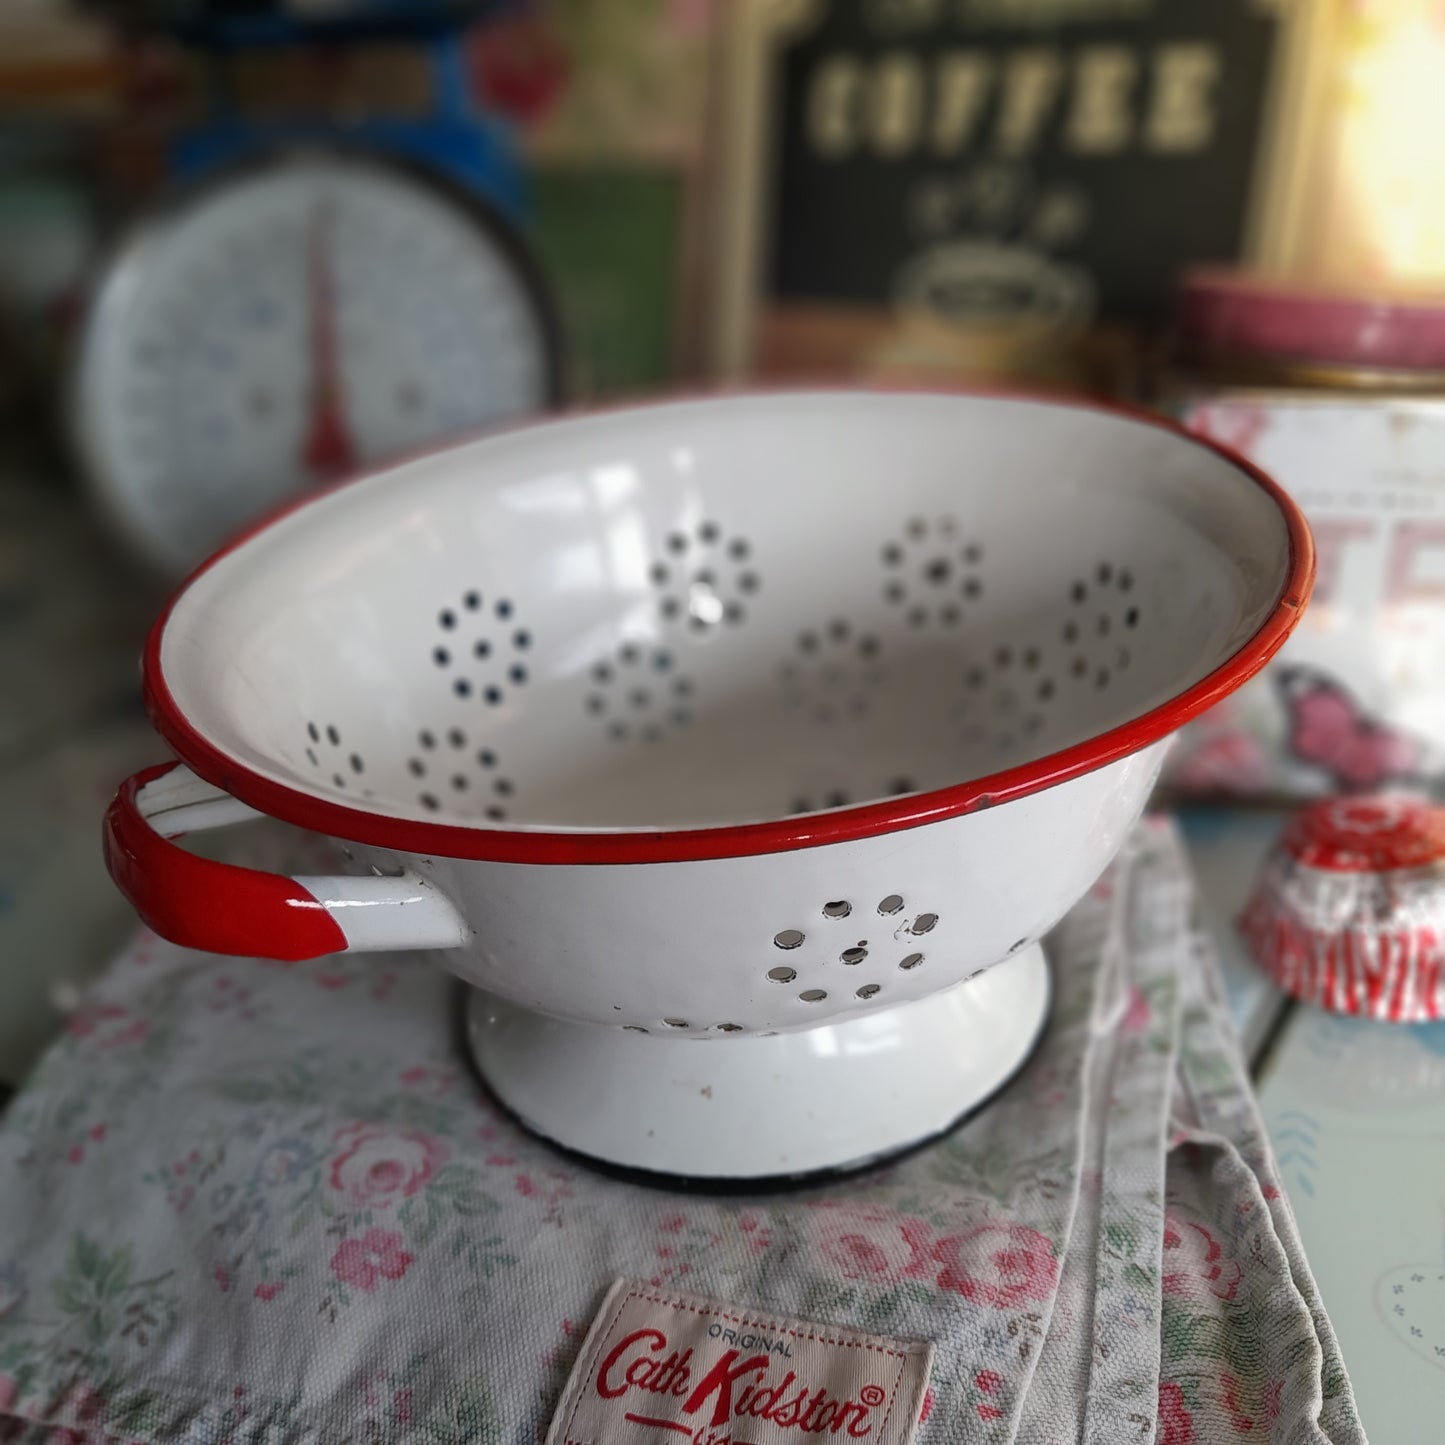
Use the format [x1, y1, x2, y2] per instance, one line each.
[429, 1164, 500, 1218]
[449, 1233, 518, 1281]
[213, 1060, 325, 1108]
[399, 1192, 442, 1247]
[52, 1236, 173, 1345]
[1162, 1302, 1229, 1363]
[416, 1376, 500, 1445]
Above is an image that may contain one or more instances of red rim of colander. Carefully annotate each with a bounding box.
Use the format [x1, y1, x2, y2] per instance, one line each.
[143, 386, 1315, 865]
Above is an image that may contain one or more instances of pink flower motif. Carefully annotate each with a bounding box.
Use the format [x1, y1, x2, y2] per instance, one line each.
[737, 1212, 771, 1254]
[1158, 1382, 1195, 1445]
[214, 1266, 230, 1293]
[1219, 1371, 1254, 1433]
[811, 1204, 934, 1284]
[67, 1003, 147, 1048]
[253, 1282, 284, 1302]
[515, 1174, 537, 1197]
[975, 1370, 1003, 1394]
[399, 1066, 455, 1097]
[89, 1124, 106, 1142]
[329, 1125, 448, 1210]
[660, 1214, 688, 1235]
[67, 1145, 84, 1165]
[67, 1002, 123, 1036]
[932, 1222, 1059, 1307]
[1122, 984, 1151, 1034]
[1262, 1379, 1282, 1428]
[0, 1375, 17, 1412]
[330, 1229, 413, 1293]
[977, 1403, 1003, 1420]
[72, 1389, 104, 1426]
[1162, 1213, 1241, 1303]
[316, 972, 350, 991]
[392, 1390, 412, 1426]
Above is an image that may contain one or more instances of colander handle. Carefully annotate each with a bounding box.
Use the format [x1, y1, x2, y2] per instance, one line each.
[103, 762, 468, 961]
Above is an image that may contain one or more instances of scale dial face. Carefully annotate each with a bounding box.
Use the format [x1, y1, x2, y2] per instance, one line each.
[75, 151, 559, 575]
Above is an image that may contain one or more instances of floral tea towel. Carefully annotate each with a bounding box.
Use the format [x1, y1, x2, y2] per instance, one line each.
[0, 818, 1364, 1444]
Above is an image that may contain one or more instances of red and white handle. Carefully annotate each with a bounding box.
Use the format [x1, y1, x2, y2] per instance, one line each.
[103, 762, 468, 961]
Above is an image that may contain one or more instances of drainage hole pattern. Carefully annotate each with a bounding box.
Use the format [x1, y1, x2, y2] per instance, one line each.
[880, 515, 984, 630]
[302, 721, 375, 799]
[953, 559, 1141, 757]
[584, 642, 697, 745]
[780, 619, 885, 726]
[651, 520, 759, 636]
[433, 589, 532, 706]
[765, 896, 941, 1003]
[406, 726, 513, 819]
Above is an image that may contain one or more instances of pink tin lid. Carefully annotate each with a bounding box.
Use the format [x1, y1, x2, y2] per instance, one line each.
[1177, 268, 1445, 374]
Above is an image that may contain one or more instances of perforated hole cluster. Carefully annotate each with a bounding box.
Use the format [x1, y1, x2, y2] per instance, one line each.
[650, 520, 759, 634]
[1062, 562, 1139, 692]
[610, 894, 942, 1036]
[788, 774, 916, 816]
[432, 589, 531, 705]
[406, 727, 513, 819]
[622, 1017, 748, 1037]
[951, 560, 1140, 759]
[302, 721, 373, 796]
[335, 512, 1150, 829]
[881, 515, 984, 629]
[763, 894, 939, 1004]
[780, 619, 883, 726]
[381, 588, 538, 817]
[584, 642, 696, 745]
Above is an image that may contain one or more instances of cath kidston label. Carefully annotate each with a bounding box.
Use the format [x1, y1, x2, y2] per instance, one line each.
[546, 1279, 934, 1445]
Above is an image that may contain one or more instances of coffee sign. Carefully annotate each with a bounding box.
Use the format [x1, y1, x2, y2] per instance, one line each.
[717, 0, 1308, 362]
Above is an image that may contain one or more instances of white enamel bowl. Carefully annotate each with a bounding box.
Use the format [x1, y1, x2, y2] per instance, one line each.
[105, 391, 1312, 1179]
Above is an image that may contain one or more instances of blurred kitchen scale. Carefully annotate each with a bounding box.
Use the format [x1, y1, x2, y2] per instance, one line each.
[74, 1, 562, 575]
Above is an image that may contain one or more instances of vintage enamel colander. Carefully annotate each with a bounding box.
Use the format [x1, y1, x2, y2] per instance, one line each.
[104, 391, 1312, 1179]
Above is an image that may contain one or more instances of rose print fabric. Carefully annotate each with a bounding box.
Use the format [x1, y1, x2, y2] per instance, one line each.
[0, 819, 1363, 1444]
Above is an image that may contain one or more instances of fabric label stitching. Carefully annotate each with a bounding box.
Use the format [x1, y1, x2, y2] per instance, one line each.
[545, 1277, 935, 1445]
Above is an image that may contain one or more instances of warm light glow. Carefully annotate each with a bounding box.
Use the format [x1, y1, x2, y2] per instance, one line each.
[1337, 3, 1445, 280]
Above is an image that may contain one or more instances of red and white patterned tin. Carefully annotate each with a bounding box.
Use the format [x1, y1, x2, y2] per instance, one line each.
[1240, 795, 1445, 1021]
